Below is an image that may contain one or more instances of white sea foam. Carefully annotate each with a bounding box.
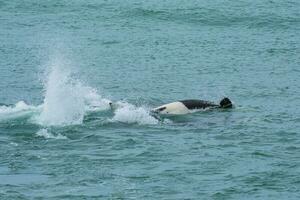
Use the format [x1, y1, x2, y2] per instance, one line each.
[0, 101, 34, 114]
[83, 87, 112, 112]
[0, 101, 40, 121]
[111, 101, 158, 125]
[36, 129, 67, 139]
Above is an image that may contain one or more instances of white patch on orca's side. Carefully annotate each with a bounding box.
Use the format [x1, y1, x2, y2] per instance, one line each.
[152, 102, 190, 115]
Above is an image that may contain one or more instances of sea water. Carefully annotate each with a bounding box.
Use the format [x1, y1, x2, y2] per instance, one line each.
[0, 0, 300, 199]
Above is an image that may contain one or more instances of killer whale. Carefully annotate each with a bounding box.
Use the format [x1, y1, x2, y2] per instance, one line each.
[152, 97, 232, 115]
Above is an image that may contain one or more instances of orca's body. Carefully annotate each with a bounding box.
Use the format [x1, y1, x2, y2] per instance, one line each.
[152, 98, 232, 115]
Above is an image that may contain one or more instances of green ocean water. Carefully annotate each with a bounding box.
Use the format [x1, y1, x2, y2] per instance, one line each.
[1, 0, 300, 199]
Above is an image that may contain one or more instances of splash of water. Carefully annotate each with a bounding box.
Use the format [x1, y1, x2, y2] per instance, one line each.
[36, 58, 111, 126]
[0, 58, 159, 126]
[111, 101, 158, 125]
[37, 61, 86, 126]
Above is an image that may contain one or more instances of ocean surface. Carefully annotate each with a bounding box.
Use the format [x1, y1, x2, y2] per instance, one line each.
[1, 0, 300, 199]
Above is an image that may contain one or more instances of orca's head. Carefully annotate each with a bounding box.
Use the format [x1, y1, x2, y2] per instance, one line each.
[220, 98, 232, 108]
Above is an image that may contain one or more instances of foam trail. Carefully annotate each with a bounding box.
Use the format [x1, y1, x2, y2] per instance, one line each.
[0, 101, 33, 114]
[0, 101, 40, 121]
[111, 101, 158, 125]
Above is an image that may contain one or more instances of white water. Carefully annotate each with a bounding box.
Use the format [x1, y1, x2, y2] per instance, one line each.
[0, 59, 159, 126]
[38, 63, 85, 125]
[0, 101, 35, 115]
[111, 101, 158, 125]
[36, 58, 113, 126]
[0, 101, 41, 120]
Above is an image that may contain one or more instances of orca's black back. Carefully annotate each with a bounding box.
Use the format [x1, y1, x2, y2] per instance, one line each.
[179, 99, 218, 110]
